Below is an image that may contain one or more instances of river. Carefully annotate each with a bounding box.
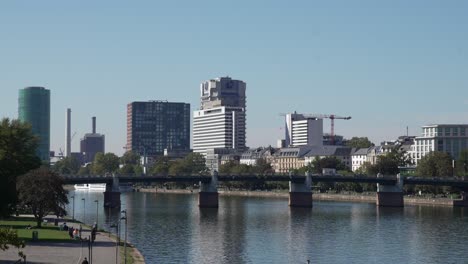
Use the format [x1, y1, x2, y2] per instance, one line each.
[67, 191, 468, 264]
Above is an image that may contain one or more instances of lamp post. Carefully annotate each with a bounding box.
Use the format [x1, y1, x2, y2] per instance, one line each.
[110, 223, 119, 264]
[94, 200, 99, 229]
[121, 210, 128, 264]
[81, 198, 86, 224]
[71, 195, 75, 221]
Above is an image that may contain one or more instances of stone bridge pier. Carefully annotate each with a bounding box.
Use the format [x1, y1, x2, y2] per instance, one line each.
[199, 171, 219, 208]
[453, 189, 468, 207]
[104, 174, 121, 208]
[289, 172, 313, 207]
[376, 173, 404, 207]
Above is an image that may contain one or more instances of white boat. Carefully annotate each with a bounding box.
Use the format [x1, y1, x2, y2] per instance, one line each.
[74, 183, 107, 191]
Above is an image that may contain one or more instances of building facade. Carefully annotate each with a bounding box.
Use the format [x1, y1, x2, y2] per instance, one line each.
[409, 124, 468, 165]
[127, 101, 190, 157]
[193, 77, 247, 155]
[18, 87, 50, 162]
[193, 106, 246, 155]
[285, 113, 323, 147]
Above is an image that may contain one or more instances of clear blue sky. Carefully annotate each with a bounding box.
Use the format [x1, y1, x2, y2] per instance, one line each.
[1, 0, 467, 155]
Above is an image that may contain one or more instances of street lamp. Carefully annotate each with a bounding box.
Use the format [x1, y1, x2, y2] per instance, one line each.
[121, 210, 128, 264]
[110, 223, 119, 264]
[81, 198, 86, 224]
[71, 195, 75, 221]
[94, 200, 99, 229]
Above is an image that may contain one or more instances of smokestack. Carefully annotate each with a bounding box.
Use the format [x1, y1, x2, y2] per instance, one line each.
[92, 116, 96, 134]
[66, 108, 71, 157]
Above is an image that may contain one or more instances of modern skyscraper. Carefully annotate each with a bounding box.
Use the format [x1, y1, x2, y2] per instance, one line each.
[18, 87, 50, 162]
[80, 117, 105, 163]
[127, 101, 190, 157]
[285, 113, 323, 147]
[193, 77, 247, 155]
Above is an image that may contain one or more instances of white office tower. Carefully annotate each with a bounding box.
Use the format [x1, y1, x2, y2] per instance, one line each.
[193, 77, 247, 155]
[285, 113, 323, 147]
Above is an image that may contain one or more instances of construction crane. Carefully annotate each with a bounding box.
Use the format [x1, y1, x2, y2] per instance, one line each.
[279, 112, 351, 145]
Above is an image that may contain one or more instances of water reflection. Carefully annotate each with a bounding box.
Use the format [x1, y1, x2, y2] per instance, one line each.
[67, 192, 468, 264]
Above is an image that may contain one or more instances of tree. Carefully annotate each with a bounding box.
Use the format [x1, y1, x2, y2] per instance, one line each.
[310, 156, 347, 174]
[0, 118, 42, 217]
[183, 153, 207, 174]
[17, 168, 69, 227]
[252, 158, 273, 174]
[149, 157, 170, 175]
[52, 156, 81, 175]
[456, 149, 468, 177]
[345, 137, 374, 148]
[78, 165, 91, 176]
[367, 155, 400, 175]
[416, 151, 453, 177]
[92, 153, 120, 175]
[120, 151, 140, 165]
[0, 228, 25, 260]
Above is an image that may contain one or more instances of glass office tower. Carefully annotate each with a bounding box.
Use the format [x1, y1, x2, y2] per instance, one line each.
[18, 87, 50, 163]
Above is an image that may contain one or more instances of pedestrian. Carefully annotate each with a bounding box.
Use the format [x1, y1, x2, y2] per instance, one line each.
[81, 257, 89, 264]
[68, 226, 74, 239]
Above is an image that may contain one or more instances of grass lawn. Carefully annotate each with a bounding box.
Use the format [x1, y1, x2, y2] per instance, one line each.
[0, 218, 76, 243]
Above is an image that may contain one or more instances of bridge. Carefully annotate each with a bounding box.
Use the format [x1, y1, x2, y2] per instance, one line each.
[62, 173, 468, 208]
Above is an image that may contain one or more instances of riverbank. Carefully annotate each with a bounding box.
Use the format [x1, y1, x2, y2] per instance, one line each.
[138, 188, 455, 206]
[0, 216, 145, 264]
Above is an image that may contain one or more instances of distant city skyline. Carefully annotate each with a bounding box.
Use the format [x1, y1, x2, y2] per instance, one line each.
[1, 1, 467, 155]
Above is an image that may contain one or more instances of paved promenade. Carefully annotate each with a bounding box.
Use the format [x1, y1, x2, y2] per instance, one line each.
[0, 223, 119, 264]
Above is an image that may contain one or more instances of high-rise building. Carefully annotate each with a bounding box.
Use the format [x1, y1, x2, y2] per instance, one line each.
[285, 113, 323, 147]
[200, 76, 246, 110]
[193, 77, 247, 155]
[18, 87, 50, 162]
[409, 124, 468, 165]
[127, 101, 190, 157]
[80, 117, 105, 164]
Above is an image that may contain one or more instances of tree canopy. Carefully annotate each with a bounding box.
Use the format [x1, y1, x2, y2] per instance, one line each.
[92, 152, 120, 175]
[416, 151, 453, 177]
[52, 156, 81, 175]
[17, 168, 69, 227]
[0, 118, 41, 217]
[345, 137, 374, 148]
[310, 156, 347, 174]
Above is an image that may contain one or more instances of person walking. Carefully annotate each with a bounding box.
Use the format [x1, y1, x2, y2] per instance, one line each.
[81, 257, 89, 264]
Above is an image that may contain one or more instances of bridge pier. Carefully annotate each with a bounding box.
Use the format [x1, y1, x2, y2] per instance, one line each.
[289, 172, 312, 208]
[376, 173, 404, 207]
[453, 191, 468, 207]
[104, 175, 121, 208]
[199, 171, 218, 208]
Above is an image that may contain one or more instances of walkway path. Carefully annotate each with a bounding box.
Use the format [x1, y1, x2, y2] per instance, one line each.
[0, 223, 120, 264]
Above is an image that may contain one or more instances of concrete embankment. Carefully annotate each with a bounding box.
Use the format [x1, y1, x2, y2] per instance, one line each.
[138, 188, 455, 207]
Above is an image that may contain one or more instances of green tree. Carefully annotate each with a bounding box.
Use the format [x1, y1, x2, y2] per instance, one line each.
[0, 228, 25, 260]
[456, 149, 468, 177]
[311, 156, 347, 174]
[92, 152, 120, 175]
[183, 153, 207, 174]
[120, 151, 140, 165]
[345, 137, 374, 148]
[149, 157, 170, 175]
[17, 168, 69, 227]
[77, 165, 91, 176]
[367, 155, 400, 175]
[416, 151, 453, 177]
[52, 156, 81, 175]
[252, 158, 273, 174]
[168, 160, 187, 176]
[0, 118, 42, 217]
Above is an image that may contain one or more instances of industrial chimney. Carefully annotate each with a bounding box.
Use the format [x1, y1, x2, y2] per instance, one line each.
[92, 116, 96, 134]
[65, 108, 71, 157]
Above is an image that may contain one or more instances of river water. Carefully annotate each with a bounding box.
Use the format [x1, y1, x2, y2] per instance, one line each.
[68, 191, 468, 264]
